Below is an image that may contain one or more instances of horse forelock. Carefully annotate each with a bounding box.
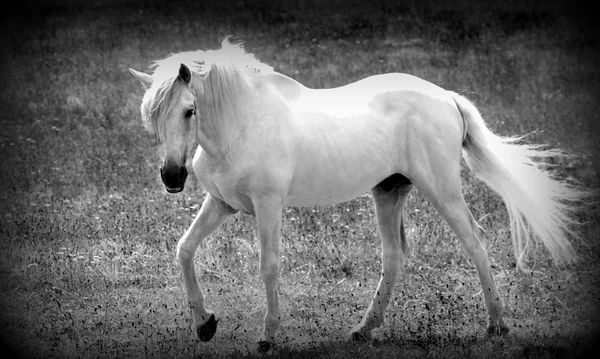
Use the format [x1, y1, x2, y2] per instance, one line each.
[139, 52, 202, 141]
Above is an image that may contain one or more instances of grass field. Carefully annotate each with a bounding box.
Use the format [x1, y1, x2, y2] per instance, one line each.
[1, 0, 599, 357]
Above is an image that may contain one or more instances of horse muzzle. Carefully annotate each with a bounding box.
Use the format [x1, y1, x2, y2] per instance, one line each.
[160, 165, 188, 193]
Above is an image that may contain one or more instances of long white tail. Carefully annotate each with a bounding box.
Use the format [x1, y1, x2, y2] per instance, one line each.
[451, 92, 589, 269]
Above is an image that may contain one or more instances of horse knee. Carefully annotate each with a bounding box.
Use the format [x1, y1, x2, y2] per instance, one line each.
[260, 260, 279, 283]
[176, 240, 195, 265]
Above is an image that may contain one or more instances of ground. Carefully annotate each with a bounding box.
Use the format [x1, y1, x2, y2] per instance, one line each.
[0, 0, 599, 358]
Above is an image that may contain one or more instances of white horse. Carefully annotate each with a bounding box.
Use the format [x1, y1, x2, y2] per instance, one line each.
[130, 38, 586, 351]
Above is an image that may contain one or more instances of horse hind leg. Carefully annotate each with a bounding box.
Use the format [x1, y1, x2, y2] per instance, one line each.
[350, 173, 413, 341]
[414, 167, 509, 336]
[441, 200, 508, 334]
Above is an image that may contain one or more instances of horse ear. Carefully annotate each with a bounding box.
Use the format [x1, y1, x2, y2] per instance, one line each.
[129, 68, 153, 88]
[178, 63, 192, 84]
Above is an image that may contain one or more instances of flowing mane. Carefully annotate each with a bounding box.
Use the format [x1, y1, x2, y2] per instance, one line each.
[140, 38, 274, 141]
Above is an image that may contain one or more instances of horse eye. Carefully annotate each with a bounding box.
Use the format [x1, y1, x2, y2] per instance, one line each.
[185, 109, 195, 118]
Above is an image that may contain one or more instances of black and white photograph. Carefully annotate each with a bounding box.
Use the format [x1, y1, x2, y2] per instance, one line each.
[1, 0, 598, 357]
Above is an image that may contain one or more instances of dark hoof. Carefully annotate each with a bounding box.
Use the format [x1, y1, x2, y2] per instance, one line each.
[256, 341, 275, 352]
[487, 323, 509, 336]
[197, 314, 218, 342]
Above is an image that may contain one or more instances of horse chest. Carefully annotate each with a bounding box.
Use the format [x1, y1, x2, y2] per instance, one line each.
[195, 164, 255, 216]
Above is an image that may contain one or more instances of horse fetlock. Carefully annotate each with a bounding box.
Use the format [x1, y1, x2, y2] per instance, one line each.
[348, 315, 380, 342]
[264, 311, 281, 325]
[260, 319, 280, 343]
[194, 309, 214, 325]
[256, 330, 277, 352]
[486, 318, 509, 336]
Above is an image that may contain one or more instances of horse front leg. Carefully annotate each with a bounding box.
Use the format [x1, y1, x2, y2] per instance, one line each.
[176, 194, 235, 341]
[252, 195, 283, 352]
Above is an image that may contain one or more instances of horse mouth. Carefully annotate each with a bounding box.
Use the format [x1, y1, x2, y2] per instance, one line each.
[165, 186, 184, 193]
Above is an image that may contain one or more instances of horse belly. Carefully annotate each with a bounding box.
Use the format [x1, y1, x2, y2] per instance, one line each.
[286, 173, 383, 207]
[286, 122, 397, 207]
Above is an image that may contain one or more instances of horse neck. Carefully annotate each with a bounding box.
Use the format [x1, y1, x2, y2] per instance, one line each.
[195, 66, 256, 162]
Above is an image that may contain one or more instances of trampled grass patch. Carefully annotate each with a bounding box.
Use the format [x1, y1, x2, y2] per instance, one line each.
[1, 0, 599, 358]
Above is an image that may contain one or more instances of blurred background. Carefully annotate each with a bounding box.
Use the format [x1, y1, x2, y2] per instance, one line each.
[0, 0, 598, 358]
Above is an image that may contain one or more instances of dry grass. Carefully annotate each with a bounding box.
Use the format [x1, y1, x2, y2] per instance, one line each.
[0, 0, 599, 358]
